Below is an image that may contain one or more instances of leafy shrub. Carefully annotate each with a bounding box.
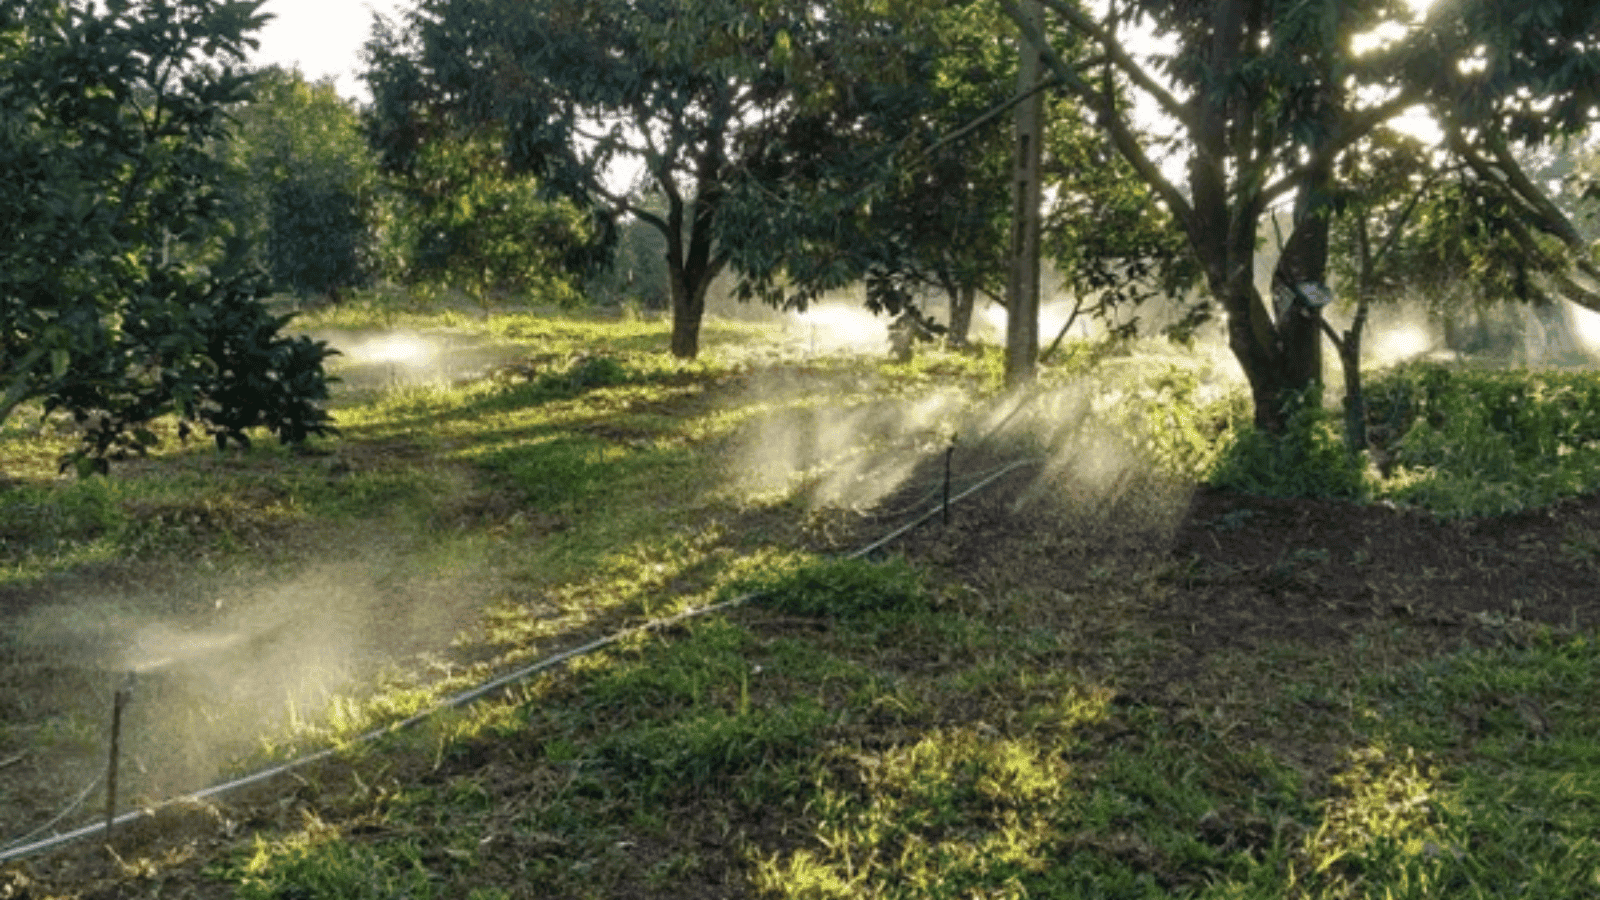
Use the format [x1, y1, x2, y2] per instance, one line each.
[745, 556, 926, 619]
[1362, 363, 1600, 516]
[1209, 391, 1368, 500]
[1115, 364, 1241, 479]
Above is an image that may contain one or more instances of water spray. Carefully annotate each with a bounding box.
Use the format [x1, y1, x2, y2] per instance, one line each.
[0, 453, 1039, 866]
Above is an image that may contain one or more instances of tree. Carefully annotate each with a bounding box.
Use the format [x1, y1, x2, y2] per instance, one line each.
[366, 0, 811, 356]
[722, 1, 1016, 347]
[221, 66, 381, 301]
[383, 130, 599, 306]
[224, 68, 377, 300]
[1004, 0, 1600, 430]
[725, 0, 1192, 362]
[1322, 128, 1441, 452]
[0, 0, 337, 472]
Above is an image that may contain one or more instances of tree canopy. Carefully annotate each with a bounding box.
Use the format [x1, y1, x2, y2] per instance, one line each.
[221, 66, 380, 301]
[1003, 0, 1600, 429]
[0, 0, 337, 472]
[365, 0, 1009, 357]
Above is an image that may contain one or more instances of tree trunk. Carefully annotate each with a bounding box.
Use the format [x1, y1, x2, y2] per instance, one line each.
[1223, 278, 1294, 431]
[1005, 0, 1045, 388]
[1271, 160, 1333, 403]
[661, 180, 722, 359]
[668, 269, 705, 358]
[1339, 326, 1367, 455]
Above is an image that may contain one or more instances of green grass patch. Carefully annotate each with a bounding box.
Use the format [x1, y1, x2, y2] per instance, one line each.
[738, 555, 927, 619]
[227, 818, 441, 900]
[1297, 633, 1600, 899]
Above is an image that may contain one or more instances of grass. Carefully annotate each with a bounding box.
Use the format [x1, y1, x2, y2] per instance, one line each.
[1, 297, 1597, 898]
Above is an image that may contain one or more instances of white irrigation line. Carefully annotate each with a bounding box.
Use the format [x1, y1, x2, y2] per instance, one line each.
[0, 456, 1037, 865]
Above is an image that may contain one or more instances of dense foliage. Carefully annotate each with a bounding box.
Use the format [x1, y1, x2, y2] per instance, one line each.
[1009, 0, 1600, 431]
[222, 67, 380, 300]
[378, 132, 598, 306]
[0, 0, 337, 473]
[1196, 362, 1600, 516]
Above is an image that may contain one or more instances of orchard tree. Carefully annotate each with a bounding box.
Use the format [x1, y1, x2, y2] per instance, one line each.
[726, 0, 1192, 355]
[386, 131, 600, 305]
[222, 66, 381, 301]
[366, 0, 758, 356]
[364, 0, 939, 358]
[1004, 0, 1600, 430]
[725, 1, 1017, 347]
[1321, 128, 1444, 451]
[0, 0, 337, 472]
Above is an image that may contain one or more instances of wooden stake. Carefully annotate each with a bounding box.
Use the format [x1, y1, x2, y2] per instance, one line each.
[105, 675, 132, 841]
[943, 443, 955, 525]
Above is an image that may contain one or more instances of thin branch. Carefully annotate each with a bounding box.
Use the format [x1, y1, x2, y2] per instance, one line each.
[1450, 125, 1600, 288]
[919, 75, 1065, 159]
[1318, 314, 1347, 355]
[1486, 130, 1593, 253]
[1370, 173, 1437, 271]
[1035, 0, 1197, 132]
[1257, 91, 1424, 207]
[997, 0, 1194, 227]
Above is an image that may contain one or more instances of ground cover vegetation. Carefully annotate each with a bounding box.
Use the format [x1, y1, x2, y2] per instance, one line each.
[0, 304, 1597, 898]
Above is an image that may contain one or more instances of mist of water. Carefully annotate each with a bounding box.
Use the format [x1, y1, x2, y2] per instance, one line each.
[316, 328, 528, 390]
[783, 303, 891, 355]
[724, 347, 1206, 544]
[13, 547, 499, 806]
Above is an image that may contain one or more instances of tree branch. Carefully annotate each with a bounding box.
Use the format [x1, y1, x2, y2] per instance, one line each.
[919, 75, 1064, 160]
[1034, 0, 1197, 133]
[1450, 125, 1600, 289]
[1257, 90, 1424, 207]
[997, 0, 1194, 228]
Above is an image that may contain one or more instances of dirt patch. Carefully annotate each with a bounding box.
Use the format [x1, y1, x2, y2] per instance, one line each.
[877, 456, 1600, 648]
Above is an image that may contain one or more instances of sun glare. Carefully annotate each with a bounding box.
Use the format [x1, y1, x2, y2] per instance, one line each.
[349, 333, 439, 369]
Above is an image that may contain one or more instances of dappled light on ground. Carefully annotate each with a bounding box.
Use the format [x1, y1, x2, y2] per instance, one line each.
[4, 312, 1600, 898]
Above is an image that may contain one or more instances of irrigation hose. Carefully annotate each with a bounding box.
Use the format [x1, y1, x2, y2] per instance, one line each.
[0, 455, 1038, 866]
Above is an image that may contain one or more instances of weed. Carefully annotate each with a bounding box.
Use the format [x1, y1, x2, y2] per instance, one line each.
[1210, 390, 1369, 500]
[740, 556, 927, 619]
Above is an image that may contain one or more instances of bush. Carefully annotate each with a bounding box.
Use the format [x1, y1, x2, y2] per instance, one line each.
[1360, 363, 1600, 516]
[1209, 390, 1368, 500]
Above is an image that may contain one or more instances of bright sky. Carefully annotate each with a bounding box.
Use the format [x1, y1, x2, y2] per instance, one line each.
[246, 0, 413, 103]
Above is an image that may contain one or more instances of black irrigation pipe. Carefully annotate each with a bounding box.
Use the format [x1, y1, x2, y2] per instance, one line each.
[0, 456, 1038, 865]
